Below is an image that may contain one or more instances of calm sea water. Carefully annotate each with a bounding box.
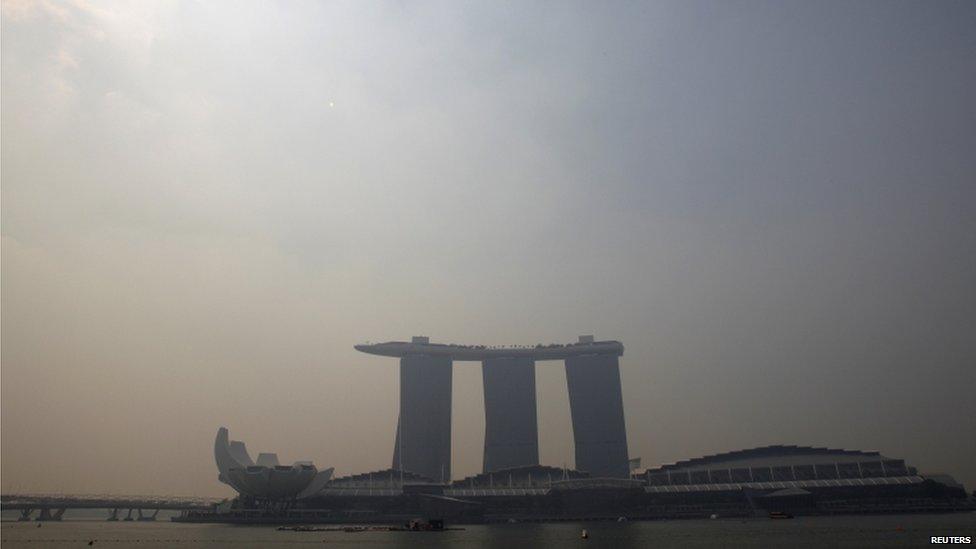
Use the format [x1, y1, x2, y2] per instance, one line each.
[2, 513, 974, 548]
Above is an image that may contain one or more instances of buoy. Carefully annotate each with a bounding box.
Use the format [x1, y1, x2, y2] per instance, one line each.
[581, 528, 589, 539]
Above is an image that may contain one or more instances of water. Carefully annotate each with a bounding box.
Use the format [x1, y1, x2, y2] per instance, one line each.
[2, 513, 974, 548]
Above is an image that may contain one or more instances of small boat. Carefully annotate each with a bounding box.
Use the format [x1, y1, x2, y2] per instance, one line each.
[768, 511, 794, 519]
[581, 528, 589, 539]
[402, 518, 446, 531]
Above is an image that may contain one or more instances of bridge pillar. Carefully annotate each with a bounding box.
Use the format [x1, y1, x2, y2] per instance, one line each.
[392, 351, 452, 482]
[107, 508, 119, 521]
[37, 508, 64, 521]
[124, 508, 134, 521]
[18, 508, 33, 521]
[564, 352, 630, 478]
[482, 357, 539, 472]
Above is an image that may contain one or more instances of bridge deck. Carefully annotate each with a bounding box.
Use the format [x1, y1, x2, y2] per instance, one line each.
[1, 495, 221, 511]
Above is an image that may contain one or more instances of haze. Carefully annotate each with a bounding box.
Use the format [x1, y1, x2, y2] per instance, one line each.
[2, 1, 974, 496]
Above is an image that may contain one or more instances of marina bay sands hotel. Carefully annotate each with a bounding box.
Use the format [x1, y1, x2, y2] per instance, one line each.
[354, 336, 630, 482]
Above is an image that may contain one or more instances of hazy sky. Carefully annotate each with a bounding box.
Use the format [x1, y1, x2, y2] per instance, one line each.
[2, 0, 974, 496]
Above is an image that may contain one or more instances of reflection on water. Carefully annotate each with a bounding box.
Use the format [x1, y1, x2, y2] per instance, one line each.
[2, 513, 974, 548]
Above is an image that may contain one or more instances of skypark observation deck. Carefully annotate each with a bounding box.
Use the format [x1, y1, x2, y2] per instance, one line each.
[355, 336, 631, 484]
[353, 339, 624, 361]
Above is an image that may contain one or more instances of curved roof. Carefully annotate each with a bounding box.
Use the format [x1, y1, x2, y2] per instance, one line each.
[551, 477, 646, 491]
[652, 445, 890, 472]
[454, 465, 589, 487]
[329, 468, 435, 486]
[645, 476, 925, 493]
[355, 339, 624, 361]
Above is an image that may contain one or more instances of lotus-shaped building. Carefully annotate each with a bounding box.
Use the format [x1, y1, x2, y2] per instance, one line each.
[214, 427, 333, 501]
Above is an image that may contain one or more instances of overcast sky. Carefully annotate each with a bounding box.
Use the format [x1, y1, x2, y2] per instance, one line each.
[3, 0, 974, 496]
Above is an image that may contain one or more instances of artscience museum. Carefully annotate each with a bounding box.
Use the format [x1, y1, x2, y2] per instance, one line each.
[213, 427, 334, 503]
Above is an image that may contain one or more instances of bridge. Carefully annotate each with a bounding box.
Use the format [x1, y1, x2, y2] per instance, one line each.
[1, 494, 223, 521]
